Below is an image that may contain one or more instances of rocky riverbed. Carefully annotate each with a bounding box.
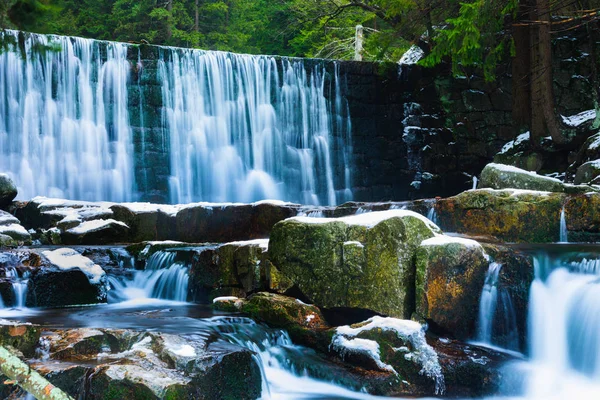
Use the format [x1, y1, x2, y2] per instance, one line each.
[0, 163, 599, 399]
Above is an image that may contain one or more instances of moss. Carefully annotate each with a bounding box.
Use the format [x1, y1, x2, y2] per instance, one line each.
[269, 213, 437, 318]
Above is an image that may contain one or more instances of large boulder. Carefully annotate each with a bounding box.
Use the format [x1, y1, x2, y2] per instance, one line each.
[436, 189, 566, 242]
[27, 248, 107, 307]
[62, 219, 130, 245]
[269, 210, 441, 318]
[415, 235, 534, 346]
[415, 236, 490, 339]
[564, 193, 600, 242]
[0, 174, 17, 209]
[480, 163, 589, 193]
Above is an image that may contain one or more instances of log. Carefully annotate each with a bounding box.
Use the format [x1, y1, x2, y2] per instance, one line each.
[0, 346, 73, 400]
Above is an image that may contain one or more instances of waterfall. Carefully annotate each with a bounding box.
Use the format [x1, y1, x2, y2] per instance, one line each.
[426, 201, 438, 225]
[476, 262, 519, 351]
[0, 30, 353, 205]
[107, 251, 189, 303]
[3, 266, 28, 309]
[525, 251, 600, 397]
[159, 49, 352, 206]
[559, 207, 568, 243]
[0, 30, 134, 202]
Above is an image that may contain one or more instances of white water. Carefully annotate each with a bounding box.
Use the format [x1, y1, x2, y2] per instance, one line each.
[476, 262, 519, 351]
[107, 251, 189, 304]
[159, 49, 352, 206]
[559, 207, 568, 243]
[426, 202, 438, 225]
[0, 31, 352, 205]
[521, 252, 600, 399]
[0, 30, 134, 202]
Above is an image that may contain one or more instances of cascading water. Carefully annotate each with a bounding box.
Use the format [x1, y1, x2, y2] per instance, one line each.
[523, 249, 600, 398]
[1, 266, 28, 310]
[0, 30, 353, 205]
[107, 250, 189, 303]
[426, 201, 439, 226]
[559, 207, 568, 243]
[0, 30, 134, 202]
[159, 49, 352, 206]
[476, 262, 519, 351]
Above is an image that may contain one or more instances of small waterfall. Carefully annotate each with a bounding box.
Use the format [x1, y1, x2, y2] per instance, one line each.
[4, 266, 28, 309]
[472, 176, 478, 190]
[476, 262, 519, 351]
[297, 210, 325, 218]
[107, 251, 189, 303]
[355, 206, 370, 214]
[559, 207, 568, 243]
[426, 202, 439, 225]
[210, 317, 381, 399]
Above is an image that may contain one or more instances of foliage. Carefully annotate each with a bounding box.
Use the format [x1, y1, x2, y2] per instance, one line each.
[421, 0, 517, 81]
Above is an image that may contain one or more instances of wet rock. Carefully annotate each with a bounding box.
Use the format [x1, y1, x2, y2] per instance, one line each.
[0, 320, 41, 357]
[430, 336, 514, 397]
[564, 193, 600, 242]
[330, 316, 445, 396]
[62, 219, 130, 245]
[0, 174, 17, 209]
[240, 292, 331, 351]
[27, 248, 107, 307]
[0, 211, 30, 244]
[480, 163, 590, 193]
[188, 240, 292, 303]
[175, 201, 300, 243]
[30, 328, 262, 400]
[436, 189, 566, 242]
[415, 236, 489, 339]
[269, 210, 440, 318]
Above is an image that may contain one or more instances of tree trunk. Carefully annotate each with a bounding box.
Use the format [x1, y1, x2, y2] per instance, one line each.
[0, 346, 73, 400]
[529, 0, 565, 144]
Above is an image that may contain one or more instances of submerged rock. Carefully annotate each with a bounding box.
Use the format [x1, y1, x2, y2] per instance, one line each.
[0, 174, 17, 209]
[269, 210, 440, 318]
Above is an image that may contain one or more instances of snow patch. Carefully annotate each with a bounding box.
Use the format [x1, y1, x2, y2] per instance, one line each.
[0, 224, 29, 237]
[212, 296, 239, 304]
[331, 335, 396, 372]
[223, 239, 269, 250]
[399, 45, 425, 65]
[67, 219, 128, 235]
[333, 316, 445, 394]
[421, 235, 482, 249]
[344, 241, 364, 248]
[171, 344, 196, 357]
[561, 109, 596, 127]
[289, 209, 440, 231]
[499, 132, 530, 155]
[42, 248, 106, 284]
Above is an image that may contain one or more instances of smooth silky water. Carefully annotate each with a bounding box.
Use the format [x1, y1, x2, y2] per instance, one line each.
[0, 30, 352, 206]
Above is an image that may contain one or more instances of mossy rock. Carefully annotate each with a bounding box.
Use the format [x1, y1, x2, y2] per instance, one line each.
[415, 237, 489, 339]
[269, 211, 440, 318]
[436, 189, 566, 242]
[241, 292, 331, 352]
[0, 322, 41, 357]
